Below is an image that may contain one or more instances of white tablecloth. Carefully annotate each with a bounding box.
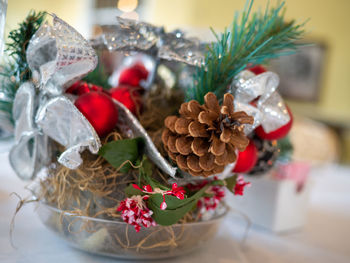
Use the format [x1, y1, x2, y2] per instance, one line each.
[0, 151, 349, 263]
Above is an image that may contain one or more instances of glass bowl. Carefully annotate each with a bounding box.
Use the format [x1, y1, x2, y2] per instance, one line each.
[36, 202, 227, 259]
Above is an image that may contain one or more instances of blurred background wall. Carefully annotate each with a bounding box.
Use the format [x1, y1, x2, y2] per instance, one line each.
[4, 0, 350, 163]
[151, 0, 350, 119]
[5, 0, 93, 36]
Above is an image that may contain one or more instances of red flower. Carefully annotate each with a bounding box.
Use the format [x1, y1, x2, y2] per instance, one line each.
[143, 184, 153, 192]
[186, 180, 209, 191]
[170, 183, 185, 200]
[131, 183, 186, 210]
[234, 175, 251, 196]
[197, 185, 226, 212]
[117, 196, 156, 232]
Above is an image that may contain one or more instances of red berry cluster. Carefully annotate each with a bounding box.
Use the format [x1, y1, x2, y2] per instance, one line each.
[117, 196, 157, 232]
[233, 175, 251, 195]
[132, 183, 186, 210]
[197, 185, 225, 212]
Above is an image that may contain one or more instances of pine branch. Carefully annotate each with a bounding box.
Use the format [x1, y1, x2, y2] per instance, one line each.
[0, 11, 46, 120]
[6, 10, 46, 83]
[187, 0, 306, 103]
[277, 136, 294, 161]
[82, 57, 111, 90]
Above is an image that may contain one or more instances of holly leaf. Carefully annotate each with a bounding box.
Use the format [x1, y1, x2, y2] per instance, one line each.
[141, 156, 153, 177]
[211, 179, 225, 186]
[224, 174, 238, 194]
[148, 184, 210, 226]
[148, 194, 197, 226]
[98, 137, 144, 173]
[124, 184, 144, 197]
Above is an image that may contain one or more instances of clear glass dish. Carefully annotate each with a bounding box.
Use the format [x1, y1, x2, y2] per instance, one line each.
[37, 202, 227, 259]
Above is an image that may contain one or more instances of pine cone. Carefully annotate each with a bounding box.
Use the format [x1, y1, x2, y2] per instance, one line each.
[162, 92, 254, 177]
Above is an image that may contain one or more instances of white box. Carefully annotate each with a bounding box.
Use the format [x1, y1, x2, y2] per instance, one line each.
[228, 175, 311, 232]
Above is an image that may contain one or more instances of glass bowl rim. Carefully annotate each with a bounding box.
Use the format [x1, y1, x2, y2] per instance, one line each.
[38, 201, 229, 226]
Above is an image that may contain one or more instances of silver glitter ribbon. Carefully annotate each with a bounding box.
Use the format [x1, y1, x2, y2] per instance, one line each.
[90, 17, 205, 67]
[114, 100, 177, 178]
[232, 70, 290, 134]
[9, 14, 100, 180]
[169, 162, 236, 186]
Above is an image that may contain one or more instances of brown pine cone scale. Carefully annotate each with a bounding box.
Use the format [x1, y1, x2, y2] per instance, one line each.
[162, 92, 253, 177]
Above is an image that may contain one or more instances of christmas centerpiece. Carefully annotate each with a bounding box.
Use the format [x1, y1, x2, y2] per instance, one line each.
[2, 0, 305, 259]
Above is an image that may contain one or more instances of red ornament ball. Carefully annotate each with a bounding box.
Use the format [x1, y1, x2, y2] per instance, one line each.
[119, 63, 149, 87]
[248, 65, 267, 75]
[66, 81, 103, 96]
[233, 140, 258, 174]
[75, 91, 118, 137]
[109, 85, 143, 115]
[255, 105, 293, 140]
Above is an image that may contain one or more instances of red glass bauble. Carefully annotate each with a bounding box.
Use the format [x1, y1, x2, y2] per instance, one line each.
[66, 81, 103, 96]
[74, 91, 118, 137]
[248, 65, 267, 75]
[255, 105, 293, 140]
[119, 63, 149, 86]
[109, 85, 143, 115]
[233, 140, 258, 174]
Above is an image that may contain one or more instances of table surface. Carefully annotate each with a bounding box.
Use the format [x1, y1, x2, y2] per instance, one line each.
[0, 151, 349, 263]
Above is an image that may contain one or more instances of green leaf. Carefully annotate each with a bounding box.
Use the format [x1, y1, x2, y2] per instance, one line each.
[211, 179, 225, 186]
[124, 184, 144, 197]
[82, 57, 111, 90]
[98, 137, 144, 173]
[148, 194, 197, 226]
[148, 184, 210, 226]
[225, 174, 238, 194]
[140, 156, 153, 177]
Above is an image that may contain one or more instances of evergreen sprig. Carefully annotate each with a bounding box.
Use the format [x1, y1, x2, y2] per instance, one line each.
[6, 10, 46, 83]
[187, 0, 306, 103]
[82, 58, 111, 90]
[0, 11, 46, 118]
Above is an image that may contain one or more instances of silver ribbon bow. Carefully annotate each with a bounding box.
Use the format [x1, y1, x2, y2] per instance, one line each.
[232, 70, 291, 134]
[90, 17, 205, 67]
[9, 14, 100, 180]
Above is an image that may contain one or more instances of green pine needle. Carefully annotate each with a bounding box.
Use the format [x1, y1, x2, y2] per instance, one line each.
[277, 136, 294, 161]
[0, 10, 46, 119]
[82, 56, 111, 90]
[6, 10, 46, 83]
[186, 0, 306, 103]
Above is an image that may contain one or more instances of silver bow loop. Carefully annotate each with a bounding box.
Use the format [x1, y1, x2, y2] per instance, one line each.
[10, 15, 100, 180]
[232, 70, 290, 134]
[158, 32, 205, 67]
[35, 96, 101, 169]
[9, 83, 51, 180]
[91, 17, 205, 67]
[26, 14, 98, 95]
[99, 18, 158, 52]
[12, 83, 37, 141]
